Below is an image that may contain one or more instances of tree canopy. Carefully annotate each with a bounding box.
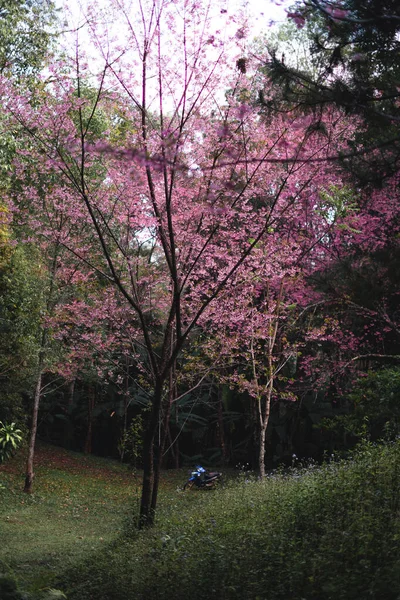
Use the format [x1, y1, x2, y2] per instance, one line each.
[0, 0, 56, 78]
[263, 0, 400, 184]
[0, 0, 399, 527]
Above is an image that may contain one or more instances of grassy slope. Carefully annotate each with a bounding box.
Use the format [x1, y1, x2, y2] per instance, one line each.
[0, 442, 144, 592]
[1, 441, 400, 600]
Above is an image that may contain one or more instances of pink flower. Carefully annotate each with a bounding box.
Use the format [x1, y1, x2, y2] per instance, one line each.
[331, 8, 349, 19]
[286, 12, 306, 29]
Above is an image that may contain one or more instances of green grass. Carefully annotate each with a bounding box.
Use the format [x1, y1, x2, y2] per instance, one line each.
[1, 440, 400, 600]
[0, 442, 144, 594]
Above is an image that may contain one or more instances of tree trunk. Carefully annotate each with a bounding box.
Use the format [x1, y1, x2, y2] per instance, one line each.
[139, 431, 154, 528]
[174, 435, 180, 469]
[257, 280, 282, 478]
[24, 240, 60, 493]
[166, 424, 177, 465]
[24, 369, 43, 493]
[218, 385, 228, 463]
[150, 363, 175, 516]
[259, 422, 267, 479]
[173, 380, 180, 468]
[258, 386, 272, 478]
[84, 385, 95, 454]
[138, 380, 164, 528]
[63, 377, 76, 449]
[150, 436, 163, 519]
[120, 357, 130, 462]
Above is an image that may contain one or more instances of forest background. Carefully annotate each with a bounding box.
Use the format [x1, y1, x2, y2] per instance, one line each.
[0, 0, 400, 527]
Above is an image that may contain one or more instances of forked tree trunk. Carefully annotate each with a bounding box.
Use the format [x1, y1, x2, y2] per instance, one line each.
[259, 422, 267, 479]
[257, 282, 283, 477]
[24, 242, 59, 493]
[150, 362, 176, 516]
[150, 430, 165, 519]
[258, 388, 272, 479]
[139, 381, 164, 528]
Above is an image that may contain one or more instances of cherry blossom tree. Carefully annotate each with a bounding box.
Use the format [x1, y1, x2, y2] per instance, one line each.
[9, 178, 93, 492]
[204, 275, 301, 477]
[1, 0, 353, 525]
[201, 176, 357, 475]
[302, 174, 400, 378]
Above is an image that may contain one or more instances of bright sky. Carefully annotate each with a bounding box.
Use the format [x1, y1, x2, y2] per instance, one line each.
[57, 0, 293, 46]
[240, 0, 293, 35]
[55, 0, 293, 108]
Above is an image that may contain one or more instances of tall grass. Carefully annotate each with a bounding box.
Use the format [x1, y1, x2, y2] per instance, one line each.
[59, 440, 400, 600]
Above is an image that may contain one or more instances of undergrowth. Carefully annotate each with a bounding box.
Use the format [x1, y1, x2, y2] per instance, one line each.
[1, 440, 400, 600]
[62, 440, 400, 600]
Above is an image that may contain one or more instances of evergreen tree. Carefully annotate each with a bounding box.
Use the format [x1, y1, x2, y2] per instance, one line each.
[262, 0, 400, 184]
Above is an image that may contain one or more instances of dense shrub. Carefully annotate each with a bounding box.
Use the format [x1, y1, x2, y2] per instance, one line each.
[0, 572, 66, 600]
[60, 440, 400, 600]
[323, 368, 400, 446]
[0, 422, 24, 464]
